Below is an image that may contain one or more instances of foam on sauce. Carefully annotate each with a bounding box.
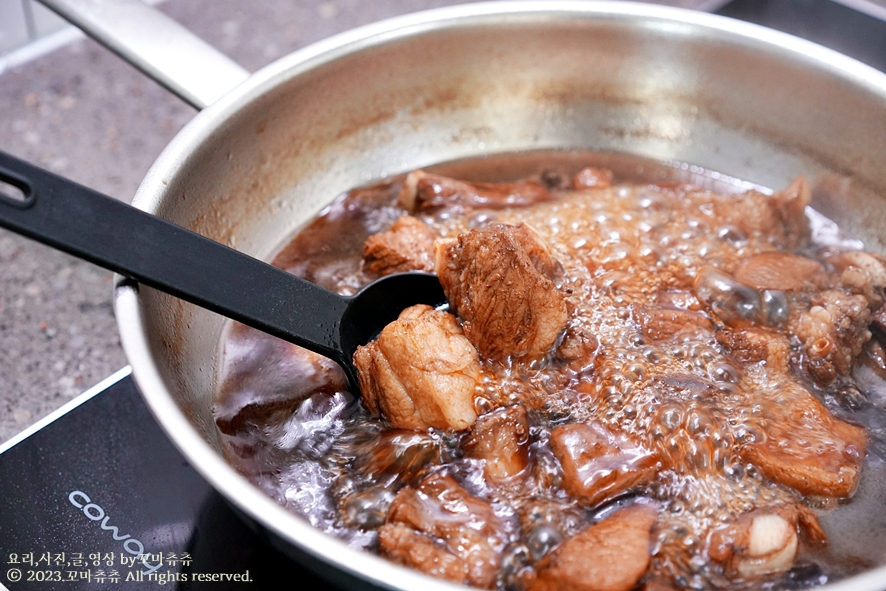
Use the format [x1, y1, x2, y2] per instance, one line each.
[214, 151, 886, 590]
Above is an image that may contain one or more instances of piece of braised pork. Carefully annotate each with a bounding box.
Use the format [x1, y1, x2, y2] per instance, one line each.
[362, 215, 437, 277]
[435, 223, 568, 361]
[550, 422, 659, 508]
[379, 473, 509, 588]
[398, 170, 553, 212]
[354, 304, 480, 431]
[464, 404, 531, 483]
[527, 504, 657, 591]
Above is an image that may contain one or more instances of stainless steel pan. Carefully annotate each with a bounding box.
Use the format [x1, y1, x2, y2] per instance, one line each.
[33, 1, 886, 589]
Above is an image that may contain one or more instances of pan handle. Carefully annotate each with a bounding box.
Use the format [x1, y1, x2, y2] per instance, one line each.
[37, 0, 250, 110]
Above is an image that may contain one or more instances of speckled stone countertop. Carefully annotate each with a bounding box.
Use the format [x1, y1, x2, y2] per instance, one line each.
[0, 0, 707, 443]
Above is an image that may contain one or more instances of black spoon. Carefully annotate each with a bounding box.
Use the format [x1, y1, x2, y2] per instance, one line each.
[0, 150, 446, 392]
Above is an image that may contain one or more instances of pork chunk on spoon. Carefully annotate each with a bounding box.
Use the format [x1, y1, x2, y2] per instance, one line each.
[354, 304, 481, 431]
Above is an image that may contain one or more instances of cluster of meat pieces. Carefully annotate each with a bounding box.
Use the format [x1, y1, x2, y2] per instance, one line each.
[342, 168, 886, 590]
[357, 217, 570, 431]
[212, 165, 886, 591]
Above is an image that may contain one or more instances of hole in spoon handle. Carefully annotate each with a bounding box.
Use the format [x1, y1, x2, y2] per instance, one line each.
[0, 171, 32, 207]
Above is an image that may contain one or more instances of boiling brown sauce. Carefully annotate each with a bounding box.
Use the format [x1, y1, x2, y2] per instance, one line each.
[215, 151, 886, 590]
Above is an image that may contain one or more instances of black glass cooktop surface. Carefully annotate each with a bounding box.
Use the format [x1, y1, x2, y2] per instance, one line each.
[715, 0, 886, 73]
[0, 370, 336, 590]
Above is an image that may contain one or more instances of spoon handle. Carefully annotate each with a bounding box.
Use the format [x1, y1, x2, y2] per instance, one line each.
[0, 150, 348, 363]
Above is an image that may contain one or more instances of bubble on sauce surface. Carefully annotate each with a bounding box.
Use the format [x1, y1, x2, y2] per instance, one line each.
[342, 487, 394, 530]
[278, 461, 340, 529]
[275, 390, 356, 453]
[525, 524, 564, 560]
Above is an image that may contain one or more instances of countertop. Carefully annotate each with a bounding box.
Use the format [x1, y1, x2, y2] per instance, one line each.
[0, 0, 711, 443]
